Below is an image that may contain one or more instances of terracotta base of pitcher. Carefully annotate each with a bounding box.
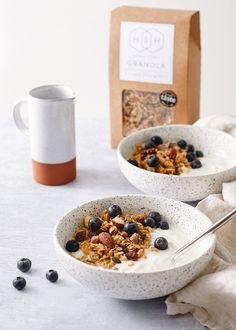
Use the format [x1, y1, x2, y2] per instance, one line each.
[32, 158, 76, 186]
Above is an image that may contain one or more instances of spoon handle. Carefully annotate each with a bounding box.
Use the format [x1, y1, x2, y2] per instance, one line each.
[172, 208, 236, 260]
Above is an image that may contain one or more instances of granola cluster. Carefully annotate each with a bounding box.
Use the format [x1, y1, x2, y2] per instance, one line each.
[70, 210, 152, 269]
[128, 137, 204, 175]
[132, 141, 190, 175]
[122, 90, 173, 137]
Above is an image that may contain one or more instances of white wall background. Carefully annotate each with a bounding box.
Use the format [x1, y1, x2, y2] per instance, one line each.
[1, 0, 236, 119]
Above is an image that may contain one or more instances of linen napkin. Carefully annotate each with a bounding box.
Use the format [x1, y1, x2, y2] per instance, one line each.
[166, 115, 236, 330]
[165, 186, 236, 330]
[194, 114, 236, 137]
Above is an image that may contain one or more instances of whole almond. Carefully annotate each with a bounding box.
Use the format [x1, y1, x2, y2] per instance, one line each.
[167, 148, 177, 159]
[98, 232, 115, 248]
[112, 216, 125, 229]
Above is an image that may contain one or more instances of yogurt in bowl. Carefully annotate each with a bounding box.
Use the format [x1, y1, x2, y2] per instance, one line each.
[54, 195, 215, 300]
[181, 154, 235, 176]
[117, 125, 236, 201]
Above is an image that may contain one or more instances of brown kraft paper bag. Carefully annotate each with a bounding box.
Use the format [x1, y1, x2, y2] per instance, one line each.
[109, 6, 201, 148]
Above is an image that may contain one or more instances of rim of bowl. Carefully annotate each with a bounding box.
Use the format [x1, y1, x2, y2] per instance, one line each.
[117, 125, 236, 179]
[53, 194, 216, 275]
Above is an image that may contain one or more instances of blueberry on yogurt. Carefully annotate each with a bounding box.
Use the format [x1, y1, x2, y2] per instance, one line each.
[160, 221, 169, 230]
[154, 237, 168, 250]
[187, 144, 194, 152]
[196, 150, 204, 158]
[148, 211, 161, 227]
[143, 217, 156, 228]
[186, 152, 196, 162]
[191, 159, 202, 169]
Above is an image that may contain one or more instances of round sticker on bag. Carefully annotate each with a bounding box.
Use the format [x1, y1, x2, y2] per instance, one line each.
[160, 90, 177, 107]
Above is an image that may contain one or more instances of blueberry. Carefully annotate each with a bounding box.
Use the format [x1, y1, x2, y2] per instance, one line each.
[17, 258, 32, 273]
[186, 152, 196, 162]
[108, 205, 122, 218]
[145, 141, 156, 149]
[191, 159, 202, 169]
[143, 217, 156, 228]
[196, 150, 204, 157]
[187, 144, 194, 152]
[65, 240, 79, 252]
[147, 155, 159, 167]
[150, 136, 163, 146]
[177, 140, 187, 149]
[148, 211, 161, 227]
[154, 237, 168, 250]
[88, 217, 102, 231]
[123, 221, 138, 236]
[46, 270, 59, 283]
[160, 221, 169, 229]
[128, 159, 138, 166]
[13, 277, 26, 290]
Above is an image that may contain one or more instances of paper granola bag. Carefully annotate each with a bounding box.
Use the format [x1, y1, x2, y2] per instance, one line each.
[109, 6, 201, 147]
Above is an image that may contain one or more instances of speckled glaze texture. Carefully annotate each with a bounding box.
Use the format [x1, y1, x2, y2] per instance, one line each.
[54, 195, 215, 300]
[117, 125, 236, 201]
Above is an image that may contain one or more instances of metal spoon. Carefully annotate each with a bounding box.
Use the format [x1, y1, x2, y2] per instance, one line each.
[172, 208, 236, 261]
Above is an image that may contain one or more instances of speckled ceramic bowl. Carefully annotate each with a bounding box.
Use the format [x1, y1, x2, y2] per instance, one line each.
[54, 195, 215, 300]
[118, 125, 236, 201]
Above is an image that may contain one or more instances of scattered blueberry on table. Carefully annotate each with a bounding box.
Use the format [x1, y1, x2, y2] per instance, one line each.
[17, 258, 32, 273]
[46, 270, 59, 283]
[13, 276, 26, 290]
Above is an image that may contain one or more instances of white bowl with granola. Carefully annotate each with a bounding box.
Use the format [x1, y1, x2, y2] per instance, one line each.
[117, 125, 236, 201]
[54, 195, 215, 300]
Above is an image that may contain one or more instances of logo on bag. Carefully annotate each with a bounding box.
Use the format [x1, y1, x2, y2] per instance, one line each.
[129, 27, 164, 53]
[160, 90, 177, 107]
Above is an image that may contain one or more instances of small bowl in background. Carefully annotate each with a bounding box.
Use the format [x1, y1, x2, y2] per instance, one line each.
[117, 125, 236, 201]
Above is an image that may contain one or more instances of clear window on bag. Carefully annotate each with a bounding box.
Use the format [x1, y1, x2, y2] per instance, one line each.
[122, 89, 173, 137]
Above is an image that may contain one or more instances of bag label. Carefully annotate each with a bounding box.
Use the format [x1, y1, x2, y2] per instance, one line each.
[120, 21, 175, 85]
